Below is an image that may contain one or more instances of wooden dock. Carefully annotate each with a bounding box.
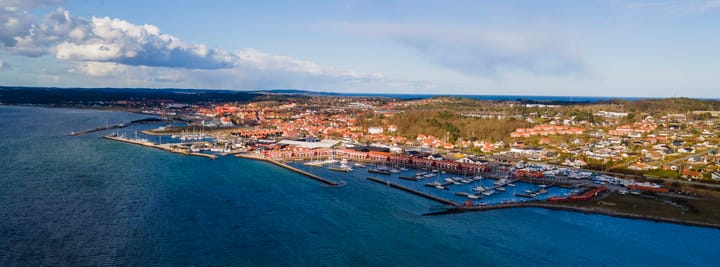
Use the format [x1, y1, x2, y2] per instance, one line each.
[366, 176, 459, 206]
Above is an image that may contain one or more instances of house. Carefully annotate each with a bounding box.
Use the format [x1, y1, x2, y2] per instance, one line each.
[682, 169, 703, 180]
[456, 157, 477, 164]
[427, 154, 444, 161]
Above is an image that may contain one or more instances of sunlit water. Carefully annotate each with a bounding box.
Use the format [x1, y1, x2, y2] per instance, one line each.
[0, 105, 718, 266]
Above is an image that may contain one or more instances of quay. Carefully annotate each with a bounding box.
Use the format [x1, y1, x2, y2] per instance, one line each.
[366, 176, 460, 206]
[236, 153, 341, 187]
[103, 134, 218, 159]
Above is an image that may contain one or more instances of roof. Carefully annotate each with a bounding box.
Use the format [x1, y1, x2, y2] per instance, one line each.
[277, 139, 340, 149]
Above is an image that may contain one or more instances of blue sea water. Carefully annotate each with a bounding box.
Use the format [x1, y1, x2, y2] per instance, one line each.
[1, 105, 718, 266]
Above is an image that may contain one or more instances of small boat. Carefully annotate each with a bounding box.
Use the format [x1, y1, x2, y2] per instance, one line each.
[467, 194, 480, 199]
[482, 190, 494, 196]
[445, 178, 455, 183]
[399, 167, 409, 171]
[354, 163, 366, 168]
[472, 186, 486, 191]
[460, 179, 473, 184]
[389, 168, 401, 173]
[452, 181, 461, 185]
[507, 183, 516, 187]
[434, 185, 446, 190]
[524, 189, 533, 193]
[455, 192, 470, 196]
[496, 187, 506, 192]
[328, 166, 353, 172]
[304, 161, 325, 167]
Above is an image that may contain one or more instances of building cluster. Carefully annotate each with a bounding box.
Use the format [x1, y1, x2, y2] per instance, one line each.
[510, 124, 584, 138]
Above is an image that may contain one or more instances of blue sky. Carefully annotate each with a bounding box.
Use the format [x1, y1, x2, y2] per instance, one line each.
[0, 0, 719, 97]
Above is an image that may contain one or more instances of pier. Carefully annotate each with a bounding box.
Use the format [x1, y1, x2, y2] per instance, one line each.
[236, 153, 341, 187]
[366, 176, 460, 206]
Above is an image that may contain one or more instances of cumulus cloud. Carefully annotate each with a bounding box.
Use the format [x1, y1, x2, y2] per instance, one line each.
[1, 6, 394, 91]
[330, 22, 586, 78]
[55, 16, 237, 69]
[0, 7, 34, 47]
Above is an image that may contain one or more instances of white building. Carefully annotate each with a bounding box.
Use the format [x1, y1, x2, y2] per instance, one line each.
[368, 127, 384, 134]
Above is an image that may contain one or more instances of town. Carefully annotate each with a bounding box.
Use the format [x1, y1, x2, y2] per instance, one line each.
[59, 90, 720, 228]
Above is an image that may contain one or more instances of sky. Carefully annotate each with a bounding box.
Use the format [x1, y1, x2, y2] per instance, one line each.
[0, 0, 719, 97]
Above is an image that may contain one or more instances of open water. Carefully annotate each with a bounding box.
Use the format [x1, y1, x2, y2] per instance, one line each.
[0, 105, 718, 266]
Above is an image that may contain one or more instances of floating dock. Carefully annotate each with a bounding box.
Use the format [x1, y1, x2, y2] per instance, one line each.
[366, 176, 459, 206]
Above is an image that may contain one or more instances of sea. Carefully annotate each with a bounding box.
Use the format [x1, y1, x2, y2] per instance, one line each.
[0, 105, 718, 266]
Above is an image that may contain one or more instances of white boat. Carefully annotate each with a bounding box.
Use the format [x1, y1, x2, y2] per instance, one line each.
[400, 167, 409, 171]
[472, 186, 486, 191]
[304, 161, 325, 167]
[389, 168, 401, 173]
[482, 190, 494, 196]
[507, 183, 516, 187]
[496, 187, 506, 192]
[460, 179, 473, 184]
[467, 194, 480, 199]
[444, 178, 454, 183]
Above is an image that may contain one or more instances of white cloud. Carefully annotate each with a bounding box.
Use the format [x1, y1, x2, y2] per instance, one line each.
[329, 22, 586, 78]
[1, 6, 398, 91]
[0, 7, 34, 47]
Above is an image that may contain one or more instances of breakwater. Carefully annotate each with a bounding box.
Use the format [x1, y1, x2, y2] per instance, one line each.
[236, 153, 341, 187]
[366, 176, 460, 206]
[424, 201, 720, 230]
[69, 117, 168, 136]
[103, 135, 217, 159]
